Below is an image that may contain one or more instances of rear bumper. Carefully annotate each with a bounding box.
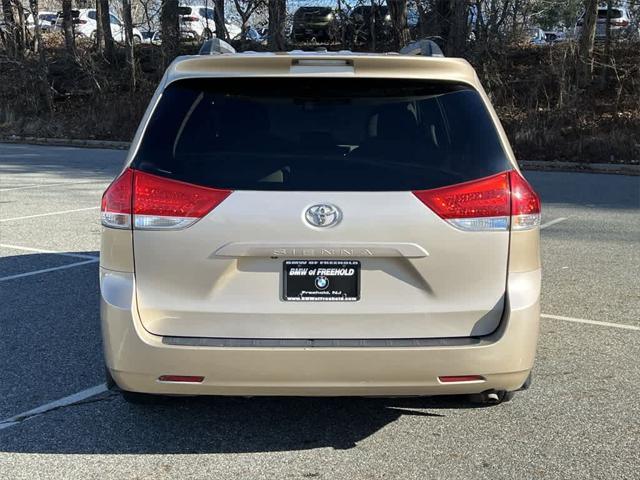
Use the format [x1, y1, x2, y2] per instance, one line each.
[101, 269, 540, 396]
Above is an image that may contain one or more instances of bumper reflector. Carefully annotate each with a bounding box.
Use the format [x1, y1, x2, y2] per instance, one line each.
[438, 375, 485, 383]
[158, 375, 204, 383]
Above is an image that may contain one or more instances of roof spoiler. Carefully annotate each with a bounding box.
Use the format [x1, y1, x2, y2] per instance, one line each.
[199, 38, 236, 55]
[400, 39, 444, 57]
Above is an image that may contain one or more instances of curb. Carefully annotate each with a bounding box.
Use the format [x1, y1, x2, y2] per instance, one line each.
[1, 136, 638, 176]
[0, 136, 130, 150]
[520, 160, 639, 176]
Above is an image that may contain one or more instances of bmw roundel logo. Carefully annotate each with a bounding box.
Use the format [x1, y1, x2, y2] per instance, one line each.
[315, 276, 329, 290]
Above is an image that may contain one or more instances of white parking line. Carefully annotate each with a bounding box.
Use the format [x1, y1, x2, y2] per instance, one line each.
[0, 384, 107, 430]
[542, 313, 640, 331]
[540, 217, 567, 230]
[0, 259, 99, 282]
[0, 243, 99, 260]
[0, 180, 107, 192]
[0, 206, 99, 222]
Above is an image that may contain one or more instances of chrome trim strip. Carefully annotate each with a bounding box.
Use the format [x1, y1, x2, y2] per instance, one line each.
[162, 336, 482, 348]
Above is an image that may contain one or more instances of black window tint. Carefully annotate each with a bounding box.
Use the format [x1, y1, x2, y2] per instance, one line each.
[87, 11, 96, 20]
[133, 78, 511, 191]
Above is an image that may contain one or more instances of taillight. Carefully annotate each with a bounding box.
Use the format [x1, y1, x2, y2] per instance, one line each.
[100, 169, 232, 230]
[611, 19, 629, 27]
[182, 16, 198, 22]
[412, 170, 540, 231]
[509, 170, 541, 230]
[101, 169, 133, 229]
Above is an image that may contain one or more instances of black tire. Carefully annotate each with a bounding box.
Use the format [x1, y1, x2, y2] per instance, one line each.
[133, 35, 142, 45]
[104, 365, 118, 391]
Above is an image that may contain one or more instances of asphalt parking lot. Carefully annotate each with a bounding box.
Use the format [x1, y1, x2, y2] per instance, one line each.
[0, 143, 638, 479]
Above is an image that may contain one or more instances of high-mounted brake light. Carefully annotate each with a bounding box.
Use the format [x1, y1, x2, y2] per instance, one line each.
[100, 169, 232, 230]
[412, 171, 540, 232]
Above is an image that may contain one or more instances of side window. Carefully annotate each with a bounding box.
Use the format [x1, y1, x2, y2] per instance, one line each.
[109, 14, 121, 26]
[87, 11, 96, 21]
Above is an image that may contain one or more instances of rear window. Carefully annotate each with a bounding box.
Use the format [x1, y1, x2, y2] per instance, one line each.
[597, 9, 623, 19]
[132, 78, 511, 191]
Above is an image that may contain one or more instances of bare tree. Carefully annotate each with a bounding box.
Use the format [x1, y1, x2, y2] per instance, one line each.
[99, 0, 115, 59]
[388, 0, 410, 50]
[95, 0, 104, 51]
[599, 0, 613, 88]
[267, 0, 286, 50]
[161, 0, 180, 66]
[577, 0, 598, 86]
[62, 0, 75, 55]
[213, 0, 228, 40]
[28, 0, 43, 54]
[122, 0, 136, 87]
[233, 0, 263, 37]
[1, 0, 17, 56]
[446, 0, 469, 56]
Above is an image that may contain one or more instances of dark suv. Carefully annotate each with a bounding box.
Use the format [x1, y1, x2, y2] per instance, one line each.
[292, 6, 337, 42]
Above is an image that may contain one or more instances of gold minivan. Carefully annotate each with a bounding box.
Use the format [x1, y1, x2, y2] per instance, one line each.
[100, 52, 541, 404]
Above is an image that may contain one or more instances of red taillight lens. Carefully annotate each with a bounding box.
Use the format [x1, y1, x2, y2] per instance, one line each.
[510, 170, 541, 230]
[182, 16, 198, 22]
[101, 169, 133, 229]
[438, 375, 485, 383]
[413, 172, 510, 231]
[412, 171, 540, 231]
[158, 375, 204, 383]
[100, 169, 232, 230]
[611, 19, 629, 27]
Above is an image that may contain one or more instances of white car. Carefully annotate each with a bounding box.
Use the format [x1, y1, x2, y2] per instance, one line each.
[55, 9, 143, 44]
[179, 5, 241, 41]
[26, 11, 58, 32]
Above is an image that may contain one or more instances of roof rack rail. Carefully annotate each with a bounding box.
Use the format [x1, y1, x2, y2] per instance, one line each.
[400, 39, 444, 57]
[198, 38, 236, 55]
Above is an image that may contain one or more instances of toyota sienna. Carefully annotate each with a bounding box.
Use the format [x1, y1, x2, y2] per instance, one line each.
[100, 52, 541, 404]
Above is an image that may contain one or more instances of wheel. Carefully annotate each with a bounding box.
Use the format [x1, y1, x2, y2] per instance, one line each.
[203, 28, 213, 40]
[133, 35, 141, 45]
[104, 365, 118, 391]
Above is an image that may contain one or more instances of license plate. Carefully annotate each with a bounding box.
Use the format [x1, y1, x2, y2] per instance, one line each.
[283, 260, 360, 302]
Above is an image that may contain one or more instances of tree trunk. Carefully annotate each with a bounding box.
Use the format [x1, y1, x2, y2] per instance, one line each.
[388, 0, 409, 50]
[267, 0, 286, 50]
[62, 0, 75, 56]
[446, 0, 468, 56]
[578, 0, 598, 87]
[161, 0, 180, 66]
[1, 0, 16, 56]
[599, 0, 613, 88]
[214, 0, 228, 40]
[99, 0, 115, 59]
[95, 0, 104, 51]
[28, 0, 43, 54]
[122, 0, 136, 87]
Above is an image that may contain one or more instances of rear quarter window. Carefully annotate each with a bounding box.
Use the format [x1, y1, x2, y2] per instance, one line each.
[132, 78, 512, 191]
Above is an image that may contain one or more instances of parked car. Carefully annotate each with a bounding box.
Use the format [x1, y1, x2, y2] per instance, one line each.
[55, 9, 143, 43]
[26, 11, 58, 32]
[527, 27, 547, 45]
[291, 6, 338, 43]
[140, 30, 155, 44]
[178, 5, 241, 41]
[347, 4, 392, 44]
[101, 51, 541, 405]
[576, 7, 638, 41]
